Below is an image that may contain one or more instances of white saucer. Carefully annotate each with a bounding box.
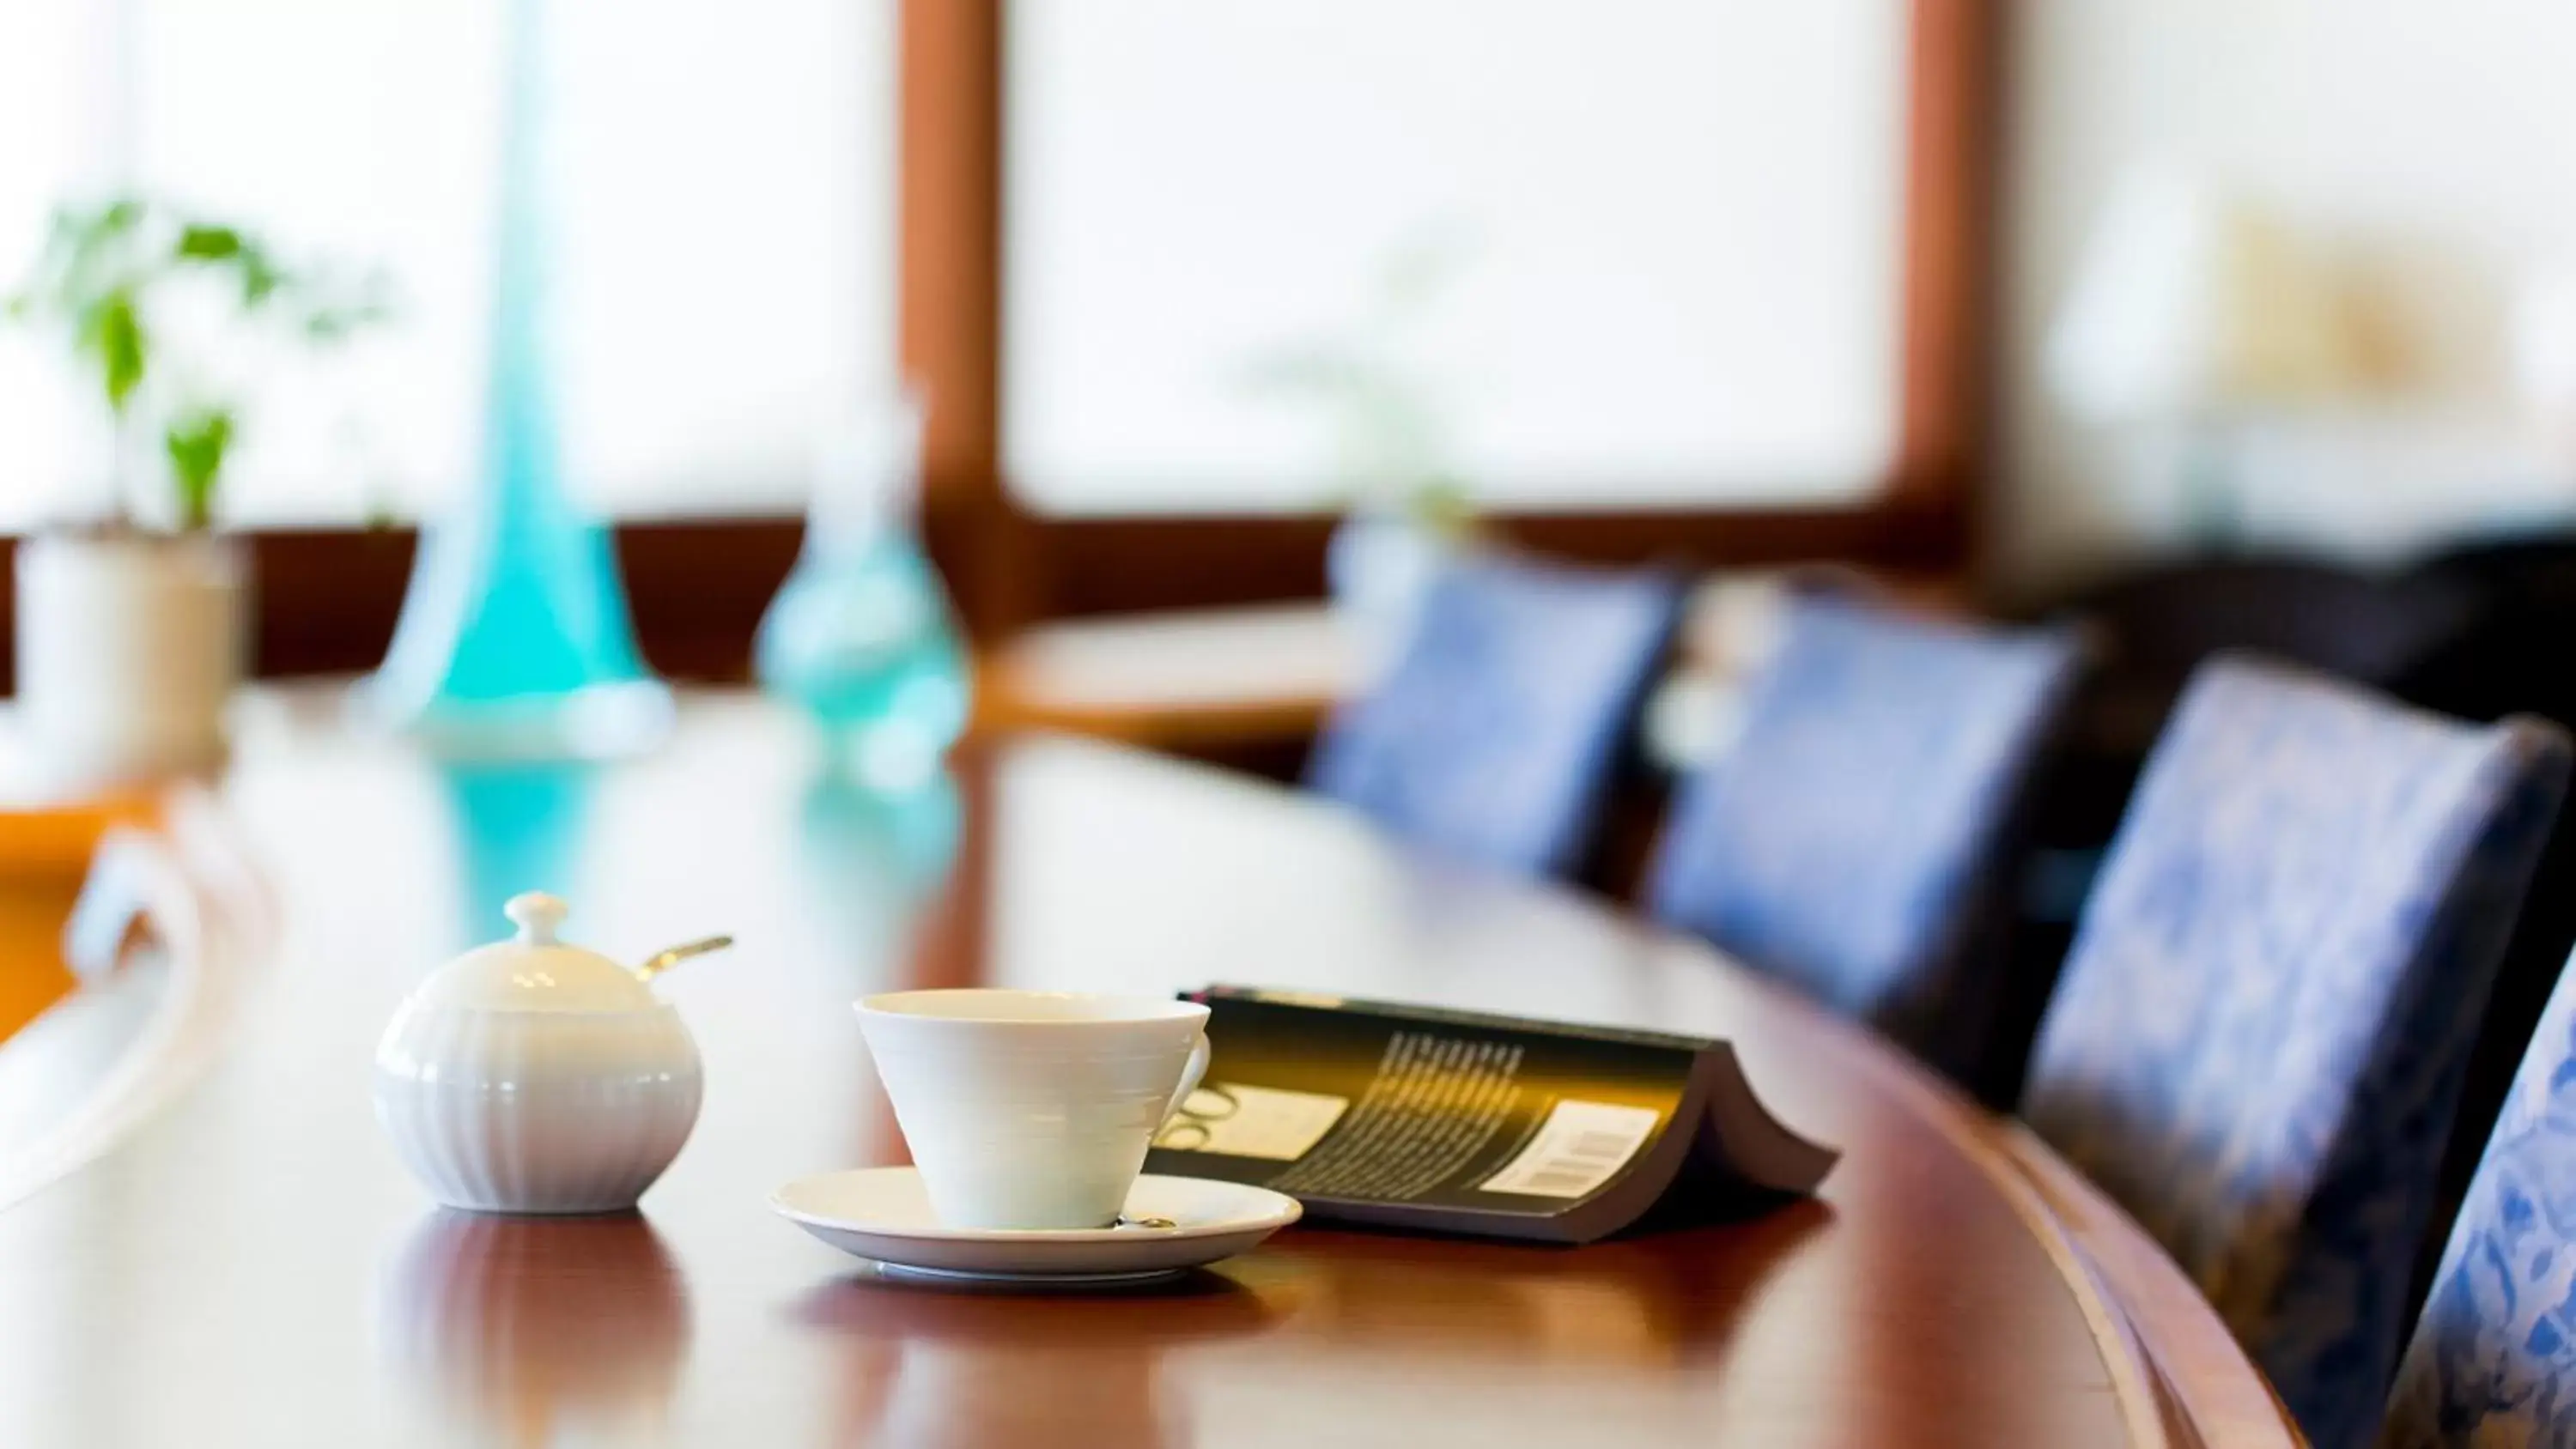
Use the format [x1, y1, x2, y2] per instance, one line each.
[771, 1168, 1302, 1284]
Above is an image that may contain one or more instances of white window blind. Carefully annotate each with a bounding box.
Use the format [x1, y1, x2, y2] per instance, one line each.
[0, 0, 895, 530]
[1005, 0, 1912, 516]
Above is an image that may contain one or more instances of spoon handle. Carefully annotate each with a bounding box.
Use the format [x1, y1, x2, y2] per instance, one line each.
[635, 935, 735, 981]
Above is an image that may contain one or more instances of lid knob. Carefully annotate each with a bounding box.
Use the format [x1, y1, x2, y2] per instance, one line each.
[504, 892, 570, 946]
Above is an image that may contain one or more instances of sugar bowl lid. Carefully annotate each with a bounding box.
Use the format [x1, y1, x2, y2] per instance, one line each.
[411, 893, 667, 1015]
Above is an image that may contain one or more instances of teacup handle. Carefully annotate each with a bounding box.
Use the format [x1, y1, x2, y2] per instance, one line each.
[1160, 1033, 1212, 1127]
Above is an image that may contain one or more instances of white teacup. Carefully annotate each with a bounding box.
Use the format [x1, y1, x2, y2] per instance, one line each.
[854, 989, 1211, 1230]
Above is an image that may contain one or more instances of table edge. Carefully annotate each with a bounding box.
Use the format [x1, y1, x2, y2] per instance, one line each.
[1989, 1123, 2310, 1448]
[1790, 993, 2307, 1449]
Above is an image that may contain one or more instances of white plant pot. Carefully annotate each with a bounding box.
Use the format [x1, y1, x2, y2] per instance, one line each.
[15, 531, 248, 789]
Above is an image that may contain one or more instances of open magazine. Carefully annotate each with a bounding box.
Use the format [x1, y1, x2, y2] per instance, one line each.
[1145, 985, 1837, 1244]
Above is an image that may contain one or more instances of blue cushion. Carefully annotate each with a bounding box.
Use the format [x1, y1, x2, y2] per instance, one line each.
[2384, 949, 2576, 1447]
[2023, 658, 2570, 1449]
[1647, 593, 2080, 1088]
[1307, 552, 1682, 879]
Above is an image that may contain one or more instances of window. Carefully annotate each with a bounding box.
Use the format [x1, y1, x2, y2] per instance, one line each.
[0, 0, 1985, 668]
[1004, 0, 1911, 515]
[0, 0, 895, 530]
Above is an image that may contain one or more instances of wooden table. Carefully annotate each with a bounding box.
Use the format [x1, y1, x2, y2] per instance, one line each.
[0, 692, 2298, 1448]
[975, 603, 1358, 751]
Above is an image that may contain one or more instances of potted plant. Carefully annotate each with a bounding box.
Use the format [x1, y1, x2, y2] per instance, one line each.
[1241, 229, 1483, 675]
[4, 199, 381, 786]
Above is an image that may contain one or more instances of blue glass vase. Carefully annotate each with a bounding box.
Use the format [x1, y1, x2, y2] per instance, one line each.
[359, 0, 670, 759]
[756, 401, 971, 792]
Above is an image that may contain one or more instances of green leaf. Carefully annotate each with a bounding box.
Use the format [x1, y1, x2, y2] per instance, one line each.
[172, 222, 289, 307]
[92, 197, 145, 235]
[299, 273, 393, 342]
[77, 290, 148, 415]
[59, 198, 148, 296]
[303, 302, 365, 342]
[9, 200, 133, 327]
[174, 224, 246, 262]
[239, 252, 286, 306]
[164, 407, 234, 532]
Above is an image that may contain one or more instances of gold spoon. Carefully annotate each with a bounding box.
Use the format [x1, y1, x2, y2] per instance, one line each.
[634, 935, 735, 982]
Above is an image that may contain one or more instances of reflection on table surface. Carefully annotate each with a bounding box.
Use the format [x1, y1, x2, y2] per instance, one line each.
[0, 690, 2182, 1446]
[799, 1269, 1290, 1449]
[381, 1211, 692, 1448]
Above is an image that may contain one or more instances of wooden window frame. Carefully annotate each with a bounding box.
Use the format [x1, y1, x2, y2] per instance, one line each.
[908, 0, 2000, 638]
[0, 0, 1996, 684]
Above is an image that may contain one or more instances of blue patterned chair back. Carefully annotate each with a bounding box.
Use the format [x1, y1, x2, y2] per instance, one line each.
[1307, 552, 1683, 879]
[2383, 948, 2576, 1447]
[1645, 593, 2081, 1094]
[2021, 658, 2571, 1449]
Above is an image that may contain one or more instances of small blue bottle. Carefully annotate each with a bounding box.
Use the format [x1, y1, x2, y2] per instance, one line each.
[756, 400, 972, 792]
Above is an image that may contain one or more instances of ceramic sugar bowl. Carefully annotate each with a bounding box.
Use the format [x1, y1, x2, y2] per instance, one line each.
[374, 893, 728, 1214]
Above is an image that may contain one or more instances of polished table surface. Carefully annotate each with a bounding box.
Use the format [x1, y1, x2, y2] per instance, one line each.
[0, 692, 2300, 1448]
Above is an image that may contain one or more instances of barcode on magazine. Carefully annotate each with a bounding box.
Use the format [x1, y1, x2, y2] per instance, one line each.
[1478, 1100, 1662, 1199]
